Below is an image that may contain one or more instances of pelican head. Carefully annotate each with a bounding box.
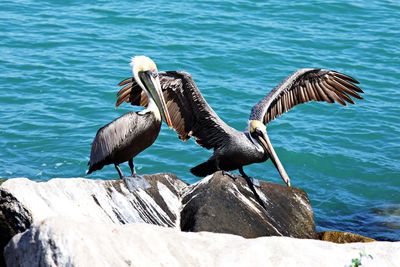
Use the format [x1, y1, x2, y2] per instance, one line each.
[248, 120, 291, 186]
[131, 56, 172, 127]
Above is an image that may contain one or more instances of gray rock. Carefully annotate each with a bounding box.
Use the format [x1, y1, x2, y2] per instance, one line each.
[0, 173, 186, 227]
[5, 218, 399, 267]
[181, 171, 317, 238]
[0, 190, 32, 267]
[0, 173, 186, 266]
[4, 172, 384, 266]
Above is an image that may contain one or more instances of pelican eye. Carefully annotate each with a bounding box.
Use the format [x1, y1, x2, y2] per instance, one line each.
[151, 71, 158, 78]
[255, 128, 264, 136]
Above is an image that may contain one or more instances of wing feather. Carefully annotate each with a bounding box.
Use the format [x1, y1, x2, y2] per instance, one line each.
[250, 69, 363, 124]
[117, 71, 234, 150]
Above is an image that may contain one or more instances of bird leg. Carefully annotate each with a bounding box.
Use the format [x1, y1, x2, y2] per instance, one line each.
[222, 171, 238, 180]
[114, 164, 124, 179]
[128, 159, 136, 176]
[123, 159, 151, 191]
[215, 159, 238, 181]
[239, 167, 261, 187]
[239, 167, 266, 210]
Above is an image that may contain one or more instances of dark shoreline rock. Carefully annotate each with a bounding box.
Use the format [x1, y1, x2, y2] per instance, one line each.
[181, 172, 317, 239]
[0, 190, 32, 267]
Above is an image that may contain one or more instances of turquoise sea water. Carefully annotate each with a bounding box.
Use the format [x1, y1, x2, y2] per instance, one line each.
[0, 1, 399, 240]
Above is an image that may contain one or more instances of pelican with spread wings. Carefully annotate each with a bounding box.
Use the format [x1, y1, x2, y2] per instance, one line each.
[116, 66, 363, 186]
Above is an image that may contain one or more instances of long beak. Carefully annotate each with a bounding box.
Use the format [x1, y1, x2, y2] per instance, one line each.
[257, 132, 291, 187]
[139, 71, 173, 127]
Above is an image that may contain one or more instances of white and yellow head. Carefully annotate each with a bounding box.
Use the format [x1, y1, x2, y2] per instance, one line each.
[248, 119, 291, 186]
[248, 120, 266, 135]
[248, 120, 267, 153]
[131, 56, 158, 80]
[129, 55, 172, 127]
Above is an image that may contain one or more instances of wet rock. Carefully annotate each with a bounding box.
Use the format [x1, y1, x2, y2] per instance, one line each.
[181, 171, 317, 239]
[5, 218, 399, 267]
[318, 231, 375, 243]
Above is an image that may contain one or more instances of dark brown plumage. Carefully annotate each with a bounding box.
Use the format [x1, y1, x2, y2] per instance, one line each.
[250, 68, 363, 124]
[118, 71, 233, 150]
[116, 68, 363, 186]
[87, 111, 161, 176]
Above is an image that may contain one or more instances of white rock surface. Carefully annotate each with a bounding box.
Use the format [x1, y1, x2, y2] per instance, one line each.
[5, 218, 400, 267]
[0, 174, 185, 227]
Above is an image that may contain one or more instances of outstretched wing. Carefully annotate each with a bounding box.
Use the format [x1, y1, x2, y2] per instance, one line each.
[117, 71, 235, 150]
[116, 80, 148, 107]
[250, 68, 363, 124]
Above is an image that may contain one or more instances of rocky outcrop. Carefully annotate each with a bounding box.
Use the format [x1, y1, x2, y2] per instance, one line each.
[0, 173, 186, 265]
[0, 172, 316, 244]
[5, 218, 399, 267]
[1, 172, 387, 267]
[0, 174, 185, 227]
[0, 190, 32, 260]
[181, 172, 316, 238]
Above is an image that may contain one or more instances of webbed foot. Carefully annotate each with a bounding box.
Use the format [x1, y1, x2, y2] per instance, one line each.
[221, 170, 240, 181]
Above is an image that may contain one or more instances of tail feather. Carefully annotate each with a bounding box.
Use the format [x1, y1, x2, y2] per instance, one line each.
[86, 165, 95, 175]
[190, 160, 217, 177]
[86, 161, 104, 175]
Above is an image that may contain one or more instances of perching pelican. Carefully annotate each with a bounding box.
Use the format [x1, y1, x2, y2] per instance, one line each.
[87, 56, 172, 179]
[116, 67, 363, 186]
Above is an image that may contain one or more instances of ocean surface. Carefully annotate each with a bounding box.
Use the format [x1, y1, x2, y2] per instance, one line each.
[0, 1, 399, 240]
